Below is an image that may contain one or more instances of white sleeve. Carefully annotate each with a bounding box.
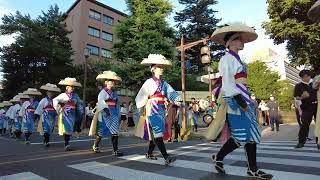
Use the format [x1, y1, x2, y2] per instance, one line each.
[97, 91, 108, 112]
[35, 99, 45, 115]
[53, 93, 65, 110]
[19, 102, 27, 117]
[219, 55, 241, 97]
[5, 107, 12, 117]
[135, 80, 150, 108]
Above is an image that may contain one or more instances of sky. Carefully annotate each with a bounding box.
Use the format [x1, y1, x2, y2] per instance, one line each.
[0, 0, 287, 62]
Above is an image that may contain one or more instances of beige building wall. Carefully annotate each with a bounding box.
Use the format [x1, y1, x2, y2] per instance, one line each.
[64, 0, 126, 64]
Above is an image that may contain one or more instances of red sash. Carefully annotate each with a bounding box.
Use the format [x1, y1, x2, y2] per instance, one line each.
[148, 93, 165, 104]
[105, 100, 116, 108]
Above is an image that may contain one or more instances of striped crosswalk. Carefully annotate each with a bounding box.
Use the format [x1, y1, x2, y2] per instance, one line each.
[1, 140, 319, 180]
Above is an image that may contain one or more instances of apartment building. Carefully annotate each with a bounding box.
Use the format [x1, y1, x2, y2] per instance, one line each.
[63, 0, 127, 64]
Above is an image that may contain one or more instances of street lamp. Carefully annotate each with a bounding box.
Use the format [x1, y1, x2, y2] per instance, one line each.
[200, 45, 213, 103]
[82, 47, 90, 129]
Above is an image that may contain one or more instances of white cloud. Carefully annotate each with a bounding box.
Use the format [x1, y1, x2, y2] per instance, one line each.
[0, 2, 15, 48]
[0, 1, 15, 81]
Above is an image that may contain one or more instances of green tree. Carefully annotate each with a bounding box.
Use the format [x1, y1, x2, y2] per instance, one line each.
[112, 0, 179, 89]
[277, 80, 294, 111]
[0, 5, 74, 99]
[174, 0, 225, 71]
[246, 61, 281, 100]
[262, 0, 320, 73]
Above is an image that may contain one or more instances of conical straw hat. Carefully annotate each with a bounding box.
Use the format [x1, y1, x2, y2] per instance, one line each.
[23, 88, 42, 96]
[308, 0, 320, 22]
[96, 71, 122, 81]
[40, 83, 61, 92]
[141, 54, 172, 66]
[211, 23, 258, 45]
[58, 77, 82, 87]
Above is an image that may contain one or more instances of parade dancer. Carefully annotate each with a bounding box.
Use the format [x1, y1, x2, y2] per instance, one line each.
[0, 103, 5, 135]
[89, 71, 124, 156]
[11, 94, 29, 139]
[53, 78, 84, 151]
[206, 24, 273, 179]
[6, 100, 15, 137]
[19, 88, 41, 144]
[35, 83, 61, 147]
[135, 54, 181, 165]
[0, 101, 12, 135]
[190, 98, 200, 132]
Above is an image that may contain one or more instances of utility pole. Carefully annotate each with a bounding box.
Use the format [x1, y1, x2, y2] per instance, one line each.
[176, 35, 211, 140]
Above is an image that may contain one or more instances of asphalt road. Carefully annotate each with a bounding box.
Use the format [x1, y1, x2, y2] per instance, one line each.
[0, 132, 320, 180]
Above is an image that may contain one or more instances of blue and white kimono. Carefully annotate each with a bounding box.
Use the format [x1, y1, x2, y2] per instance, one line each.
[20, 100, 39, 133]
[0, 109, 5, 129]
[53, 93, 83, 136]
[89, 88, 120, 137]
[5, 106, 14, 130]
[35, 97, 57, 135]
[9, 104, 21, 132]
[214, 50, 261, 144]
[135, 77, 181, 140]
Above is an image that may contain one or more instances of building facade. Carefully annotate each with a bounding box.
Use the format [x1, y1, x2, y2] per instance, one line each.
[252, 48, 301, 85]
[63, 0, 127, 64]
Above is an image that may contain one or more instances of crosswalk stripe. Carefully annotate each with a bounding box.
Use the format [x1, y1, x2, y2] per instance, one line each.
[191, 143, 319, 151]
[168, 149, 320, 168]
[0, 172, 47, 180]
[120, 155, 320, 180]
[178, 146, 320, 158]
[206, 142, 317, 147]
[68, 161, 187, 180]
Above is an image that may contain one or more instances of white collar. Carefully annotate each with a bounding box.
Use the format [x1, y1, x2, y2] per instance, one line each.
[301, 79, 313, 85]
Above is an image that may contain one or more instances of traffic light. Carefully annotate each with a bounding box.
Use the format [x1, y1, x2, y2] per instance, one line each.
[200, 46, 211, 64]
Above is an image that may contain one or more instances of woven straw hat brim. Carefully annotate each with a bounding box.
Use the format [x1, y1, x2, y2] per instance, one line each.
[58, 80, 82, 87]
[211, 25, 258, 45]
[40, 85, 61, 92]
[10, 98, 20, 102]
[141, 59, 172, 66]
[23, 91, 42, 96]
[308, 0, 320, 22]
[17, 94, 30, 99]
[2, 101, 13, 106]
[96, 74, 122, 81]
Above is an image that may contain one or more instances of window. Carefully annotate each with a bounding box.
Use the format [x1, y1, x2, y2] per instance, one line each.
[88, 26, 100, 38]
[89, 10, 101, 21]
[101, 49, 112, 58]
[87, 44, 99, 56]
[102, 15, 113, 25]
[101, 31, 113, 42]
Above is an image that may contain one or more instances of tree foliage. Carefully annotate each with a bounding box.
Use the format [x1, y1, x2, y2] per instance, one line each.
[263, 0, 320, 73]
[174, 0, 225, 70]
[0, 5, 74, 99]
[246, 61, 281, 100]
[111, 0, 179, 89]
[277, 80, 294, 111]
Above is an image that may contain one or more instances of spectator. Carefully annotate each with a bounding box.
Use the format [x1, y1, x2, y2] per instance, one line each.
[294, 70, 317, 148]
[127, 101, 135, 127]
[266, 95, 280, 132]
[258, 100, 269, 126]
[190, 98, 200, 132]
[166, 101, 180, 142]
[120, 102, 128, 132]
[85, 103, 94, 128]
